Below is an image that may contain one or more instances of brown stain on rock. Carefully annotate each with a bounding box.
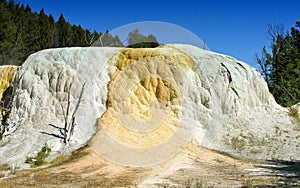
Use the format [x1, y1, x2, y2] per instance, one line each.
[0, 66, 18, 119]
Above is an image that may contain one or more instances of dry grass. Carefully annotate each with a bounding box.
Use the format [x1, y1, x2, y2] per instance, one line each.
[289, 107, 300, 124]
[50, 155, 71, 165]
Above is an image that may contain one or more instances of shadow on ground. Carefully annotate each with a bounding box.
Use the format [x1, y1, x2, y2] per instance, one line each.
[255, 160, 300, 187]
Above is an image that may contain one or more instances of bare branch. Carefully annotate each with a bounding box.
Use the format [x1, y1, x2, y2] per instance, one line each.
[71, 82, 86, 118]
[267, 23, 284, 43]
[66, 82, 86, 143]
[84, 29, 96, 46]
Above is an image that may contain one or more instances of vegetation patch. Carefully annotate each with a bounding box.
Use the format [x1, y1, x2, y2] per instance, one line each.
[289, 107, 300, 124]
[0, 163, 10, 171]
[50, 155, 71, 164]
[242, 178, 254, 188]
[256, 22, 300, 107]
[25, 145, 51, 168]
[231, 136, 246, 151]
[50, 146, 89, 166]
[250, 148, 261, 154]
[182, 178, 207, 188]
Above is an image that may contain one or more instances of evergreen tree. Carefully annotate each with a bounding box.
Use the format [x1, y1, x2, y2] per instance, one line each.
[48, 14, 57, 48]
[256, 22, 300, 106]
[70, 25, 85, 46]
[38, 8, 52, 49]
[0, 0, 19, 65]
[56, 14, 71, 47]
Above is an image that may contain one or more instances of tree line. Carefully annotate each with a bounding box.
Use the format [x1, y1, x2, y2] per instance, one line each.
[0, 0, 159, 67]
[256, 21, 300, 107]
[0, 0, 104, 66]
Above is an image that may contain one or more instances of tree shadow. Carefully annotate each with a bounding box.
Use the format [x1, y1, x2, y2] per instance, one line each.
[255, 160, 300, 187]
[40, 124, 64, 140]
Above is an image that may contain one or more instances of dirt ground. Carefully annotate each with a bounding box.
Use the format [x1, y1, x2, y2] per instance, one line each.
[0, 143, 299, 188]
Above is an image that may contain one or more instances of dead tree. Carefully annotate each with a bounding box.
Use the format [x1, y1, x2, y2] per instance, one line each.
[84, 29, 96, 46]
[61, 82, 86, 144]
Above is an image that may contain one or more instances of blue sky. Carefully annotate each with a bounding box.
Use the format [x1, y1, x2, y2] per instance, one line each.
[16, 0, 300, 69]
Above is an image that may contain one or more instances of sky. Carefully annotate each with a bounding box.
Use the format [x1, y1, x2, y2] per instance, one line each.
[16, 0, 300, 69]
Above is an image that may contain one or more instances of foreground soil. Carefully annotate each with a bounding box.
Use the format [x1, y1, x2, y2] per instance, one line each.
[0, 143, 299, 187]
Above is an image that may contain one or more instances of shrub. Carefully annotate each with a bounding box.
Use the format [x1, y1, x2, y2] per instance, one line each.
[25, 145, 51, 168]
[289, 107, 300, 124]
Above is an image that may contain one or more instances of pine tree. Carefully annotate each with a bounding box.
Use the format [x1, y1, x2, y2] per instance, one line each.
[0, 0, 19, 65]
[38, 8, 52, 49]
[256, 22, 300, 106]
[56, 14, 71, 47]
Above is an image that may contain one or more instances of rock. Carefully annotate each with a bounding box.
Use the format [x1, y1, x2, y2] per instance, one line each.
[0, 44, 299, 168]
[0, 65, 18, 120]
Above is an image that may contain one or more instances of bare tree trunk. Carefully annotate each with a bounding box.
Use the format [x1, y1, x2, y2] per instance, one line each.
[66, 82, 85, 143]
[67, 116, 76, 143]
[84, 30, 95, 46]
[60, 82, 72, 144]
[64, 83, 72, 144]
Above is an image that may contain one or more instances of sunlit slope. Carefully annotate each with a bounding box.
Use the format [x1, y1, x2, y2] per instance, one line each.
[0, 45, 299, 169]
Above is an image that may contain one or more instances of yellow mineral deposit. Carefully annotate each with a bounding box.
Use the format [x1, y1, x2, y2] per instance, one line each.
[0, 66, 18, 119]
[98, 47, 195, 148]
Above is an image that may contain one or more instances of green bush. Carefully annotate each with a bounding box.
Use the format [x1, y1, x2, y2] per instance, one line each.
[25, 145, 51, 168]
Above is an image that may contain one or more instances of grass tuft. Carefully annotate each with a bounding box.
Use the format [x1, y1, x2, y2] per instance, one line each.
[231, 136, 246, 150]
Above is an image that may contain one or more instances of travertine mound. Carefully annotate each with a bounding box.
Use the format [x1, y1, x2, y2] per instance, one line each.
[0, 44, 299, 168]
